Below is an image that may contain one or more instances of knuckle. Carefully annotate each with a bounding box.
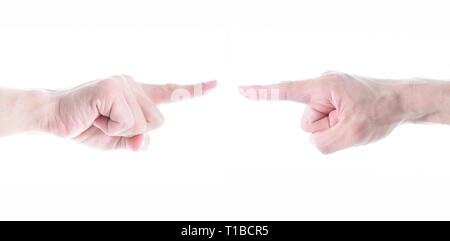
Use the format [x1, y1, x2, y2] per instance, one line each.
[150, 115, 165, 129]
[300, 118, 312, 132]
[100, 77, 117, 86]
[321, 72, 347, 86]
[134, 121, 147, 133]
[300, 121, 308, 132]
[121, 74, 135, 82]
[322, 71, 344, 78]
[99, 75, 134, 88]
[154, 115, 165, 128]
[98, 78, 120, 92]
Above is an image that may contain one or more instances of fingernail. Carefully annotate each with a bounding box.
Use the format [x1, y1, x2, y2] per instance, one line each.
[204, 79, 217, 86]
[203, 80, 217, 95]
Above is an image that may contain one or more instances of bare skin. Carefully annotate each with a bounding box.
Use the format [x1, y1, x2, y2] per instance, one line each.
[0, 75, 217, 151]
[239, 71, 450, 154]
[2, 72, 450, 154]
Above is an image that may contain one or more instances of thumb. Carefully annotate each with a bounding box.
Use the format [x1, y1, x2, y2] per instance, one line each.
[239, 79, 313, 103]
[141, 80, 217, 104]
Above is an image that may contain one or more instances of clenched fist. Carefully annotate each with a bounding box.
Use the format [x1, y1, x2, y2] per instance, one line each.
[0, 75, 216, 151]
[239, 71, 444, 154]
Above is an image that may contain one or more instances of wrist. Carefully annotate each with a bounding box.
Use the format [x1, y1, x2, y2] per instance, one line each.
[0, 88, 60, 136]
[26, 89, 60, 133]
[397, 78, 449, 123]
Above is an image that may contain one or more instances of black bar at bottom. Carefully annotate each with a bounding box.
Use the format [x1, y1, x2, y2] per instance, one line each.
[0, 221, 445, 240]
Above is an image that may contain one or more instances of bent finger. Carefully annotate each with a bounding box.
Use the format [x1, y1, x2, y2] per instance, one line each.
[301, 106, 330, 133]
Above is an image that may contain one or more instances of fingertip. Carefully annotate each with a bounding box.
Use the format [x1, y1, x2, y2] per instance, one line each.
[204, 79, 217, 88]
[238, 85, 251, 96]
[202, 80, 217, 95]
[238, 85, 247, 94]
[238, 86, 258, 100]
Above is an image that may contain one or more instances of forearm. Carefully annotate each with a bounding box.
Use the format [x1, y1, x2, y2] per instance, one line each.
[0, 88, 56, 136]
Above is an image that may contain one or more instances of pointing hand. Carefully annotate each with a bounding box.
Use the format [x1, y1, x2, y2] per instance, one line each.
[46, 75, 216, 151]
[239, 71, 412, 154]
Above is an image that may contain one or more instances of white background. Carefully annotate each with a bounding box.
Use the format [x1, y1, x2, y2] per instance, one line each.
[1, 0, 450, 220]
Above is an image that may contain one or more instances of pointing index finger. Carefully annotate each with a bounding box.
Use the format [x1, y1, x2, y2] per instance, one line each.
[142, 80, 217, 104]
[238, 79, 313, 103]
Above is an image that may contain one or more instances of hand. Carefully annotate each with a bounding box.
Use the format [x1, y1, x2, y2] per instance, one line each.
[239, 71, 412, 154]
[45, 75, 216, 151]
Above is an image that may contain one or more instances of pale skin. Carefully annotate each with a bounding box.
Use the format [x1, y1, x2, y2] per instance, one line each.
[0, 75, 217, 151]
[239, 71, 450, 154]
[1, 72, 449, 154]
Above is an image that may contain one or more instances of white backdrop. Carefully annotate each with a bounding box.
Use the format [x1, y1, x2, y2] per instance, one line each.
[1, 0, 450, 220]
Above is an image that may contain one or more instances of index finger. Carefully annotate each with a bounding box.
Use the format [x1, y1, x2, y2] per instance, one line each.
[238, 79, 313, 103]
[142, 80, 217, 104]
